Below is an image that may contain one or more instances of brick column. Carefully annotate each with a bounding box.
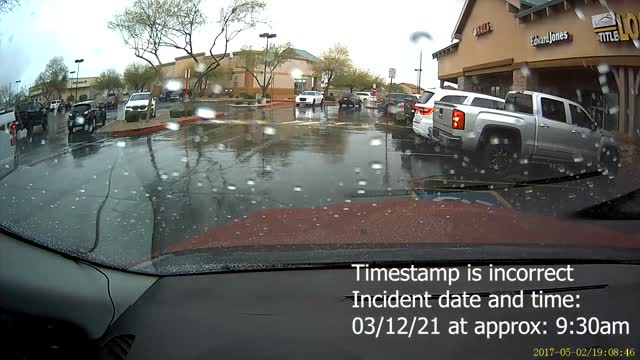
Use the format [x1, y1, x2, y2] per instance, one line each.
[457, 76, 472, 91]
[512, 67, 538, 92]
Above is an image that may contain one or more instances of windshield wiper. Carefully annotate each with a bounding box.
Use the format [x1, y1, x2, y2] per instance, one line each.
[424, 171, 603, 192]
[570, 187, 640, 220]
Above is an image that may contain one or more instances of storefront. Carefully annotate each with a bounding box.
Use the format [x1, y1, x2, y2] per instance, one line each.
[433, 0, 640, 133]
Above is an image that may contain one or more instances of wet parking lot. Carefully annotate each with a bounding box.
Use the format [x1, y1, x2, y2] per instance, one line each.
[0, 103, 633, 264]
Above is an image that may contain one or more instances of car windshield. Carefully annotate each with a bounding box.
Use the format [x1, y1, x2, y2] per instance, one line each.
[72, 104, 91, 113]
[1, 0, 639, 275]
[129, 94, 150, 101]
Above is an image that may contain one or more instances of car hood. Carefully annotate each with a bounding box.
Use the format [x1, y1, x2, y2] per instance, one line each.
[155, 199, 640, 257]
[126, 100, 152, 107]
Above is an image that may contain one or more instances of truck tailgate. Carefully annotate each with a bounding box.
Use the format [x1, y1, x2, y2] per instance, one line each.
[433, 101, 457, 136]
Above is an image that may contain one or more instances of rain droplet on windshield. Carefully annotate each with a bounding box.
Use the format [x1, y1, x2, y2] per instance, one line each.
[180, 156, 188, 162]
[160, 174, 168, 180]
[171, 171, 179, 177]
[227, 184, 237, 191]
[597, 63, 610, 74]
[574, 8, 585, 20]
[354, 167, 361, 173]
[193, 135, 201, 142]
[369, 162, 383, 170]
[116, 141, 126, 148]
[212, 83, 223, 94]
[195, 107, 216, 119]
[247, 179, 256, 186]
[357, 180, 367, 186]
[608, 106, 619, 115]
[520, 64, 531, 77]
[166, 122, 180, 131]
[293, 186, 303, 192]
[634, 39, 640, 49]
[369, 137, 382, 146]
[263, 126, 276, 135]
[572, 154, 584, 163]
[264, 164, 273, 172]
[357, 189, 366, 194]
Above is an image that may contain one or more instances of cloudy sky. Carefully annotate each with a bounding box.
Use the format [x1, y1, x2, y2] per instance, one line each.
[0, 0, 465, 91]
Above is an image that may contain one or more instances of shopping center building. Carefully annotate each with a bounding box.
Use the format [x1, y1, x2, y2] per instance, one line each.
[433, 0, 640, 133]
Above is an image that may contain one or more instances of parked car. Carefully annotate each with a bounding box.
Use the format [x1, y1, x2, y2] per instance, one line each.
[412, 89, 504, 141]
[378, 93, 417, 117]
[68, 101, 106, 134]
[15, 101, 47, 136]
[125, 92, 156, 118]
[105, 95, 118, 110]
[169, 92, 181, 102]
[355, 91, 376, 104]
[49, 100, 62, 112]
[295, 91, 324, 107]
[432, 91, 620, 174]
[0, 110, 19, 178]
[338, 93, 362, 108]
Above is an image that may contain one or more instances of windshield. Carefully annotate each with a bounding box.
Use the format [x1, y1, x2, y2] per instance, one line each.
[129, 94, 150, 101]
[72, 104, 91, 113]
[1, 0, 639, 275]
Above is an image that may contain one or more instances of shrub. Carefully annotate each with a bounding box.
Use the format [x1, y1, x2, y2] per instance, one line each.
[238, 92, 248, 99]
[248, 100, 257, 105]
[243, 93, 255, 100]
[170, 107, 194, 118]
[125, 111, 143, 123]
[66, 95, 75, 102]
[234, 100, 246, 105]
[79, 94, 88, 101]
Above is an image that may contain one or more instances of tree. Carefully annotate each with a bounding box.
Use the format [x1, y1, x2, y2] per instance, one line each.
[188, 59, 231, 97]
[333, 67, 383, 93]
[314, 43, 351, 96]
[79, 94, 88, 101]
[386, 83, 408, 94]
[95, 69, 124, 96]
[0, 0, 20, 14]
[123, 63, 156, 92]
[235, 43, 295, 100]
[66, 95, 75, 102]
[109, 0, 175, 120]
[33, 57, 69, 104]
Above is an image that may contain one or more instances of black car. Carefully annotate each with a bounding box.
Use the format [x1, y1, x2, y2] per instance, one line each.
[377, 93, 416, 113]
[68, 101, 106, 134]
[15, 101, 48, 135]
[338, 93, 362, 108]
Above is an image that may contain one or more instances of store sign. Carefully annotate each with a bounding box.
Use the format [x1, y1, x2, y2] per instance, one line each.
[530, 31, 572, 47]
[592, 11, 640, 43]
[472, 22, 493, 37]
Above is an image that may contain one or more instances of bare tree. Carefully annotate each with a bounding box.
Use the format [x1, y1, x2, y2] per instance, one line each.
[123, 63, 156, 92]
[235, 43, 295, 99]
[109, 0, 174, 120]
[0, 0, 21, 14]
[33, 57, 69, 104]
[95, 69, 124, 96]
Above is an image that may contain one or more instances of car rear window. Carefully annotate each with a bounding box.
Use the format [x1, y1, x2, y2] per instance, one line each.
[439, 95, 468, 104]
[504, 93, 533, 115]
[471, 97, 504, 110]
[418, 92, 435, 104]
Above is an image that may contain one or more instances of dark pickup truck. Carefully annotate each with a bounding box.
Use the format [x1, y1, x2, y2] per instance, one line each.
[15, 102, 48, 135]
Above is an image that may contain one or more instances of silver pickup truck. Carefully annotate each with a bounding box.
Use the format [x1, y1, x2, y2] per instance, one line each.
[433, 91, 620, 174]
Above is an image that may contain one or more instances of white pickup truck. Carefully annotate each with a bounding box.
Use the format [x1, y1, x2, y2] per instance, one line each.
[433, 91, 620, 174]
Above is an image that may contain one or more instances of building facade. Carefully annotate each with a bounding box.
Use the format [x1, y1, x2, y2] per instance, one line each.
[160, 48, 319, 99]
[29, 76, 100, 103]
[433, 0, 640, 133]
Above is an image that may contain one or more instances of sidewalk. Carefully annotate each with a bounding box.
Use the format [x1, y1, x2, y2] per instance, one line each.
[97, 112, 224, 137]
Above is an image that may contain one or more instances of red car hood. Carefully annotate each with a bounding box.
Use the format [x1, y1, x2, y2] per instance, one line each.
[157, 200, 640, 257]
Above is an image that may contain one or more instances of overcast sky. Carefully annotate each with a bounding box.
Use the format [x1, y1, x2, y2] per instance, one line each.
[0, 0, 465, 90]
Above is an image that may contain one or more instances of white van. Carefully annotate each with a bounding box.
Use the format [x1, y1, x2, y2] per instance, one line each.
[412, 89, 504, 141]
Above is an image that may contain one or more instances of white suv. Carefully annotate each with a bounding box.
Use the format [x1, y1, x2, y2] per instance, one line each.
[49, 100, 61, 111]
[412, 89, 504, 141]
[125, 92, 156, 118]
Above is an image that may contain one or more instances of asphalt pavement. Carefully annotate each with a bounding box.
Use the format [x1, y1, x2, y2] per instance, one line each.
[1, 103, 637, 266]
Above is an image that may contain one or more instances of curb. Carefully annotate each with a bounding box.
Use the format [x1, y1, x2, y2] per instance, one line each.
[107, 112, 224, 137]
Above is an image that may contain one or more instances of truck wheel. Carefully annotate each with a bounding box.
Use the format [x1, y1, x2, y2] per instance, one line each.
[479, 134, 518, 175]
[599, 147, 619, 178]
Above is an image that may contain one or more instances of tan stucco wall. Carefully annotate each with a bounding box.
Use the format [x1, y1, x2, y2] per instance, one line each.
[438, 0, 640, 79]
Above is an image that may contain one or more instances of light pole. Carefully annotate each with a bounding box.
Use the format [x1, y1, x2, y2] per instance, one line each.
[259, 33, 276, 99]
[74, 59, 84, 101]
[14, 80, 21, 104]
[413, 50, 423, 94]
[69, 71, 76, 101]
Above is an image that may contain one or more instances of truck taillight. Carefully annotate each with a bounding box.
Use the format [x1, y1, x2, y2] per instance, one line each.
[10, 121, 17, 146]
[452, 109, 465, 130]
[417, 107, 433, 116]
